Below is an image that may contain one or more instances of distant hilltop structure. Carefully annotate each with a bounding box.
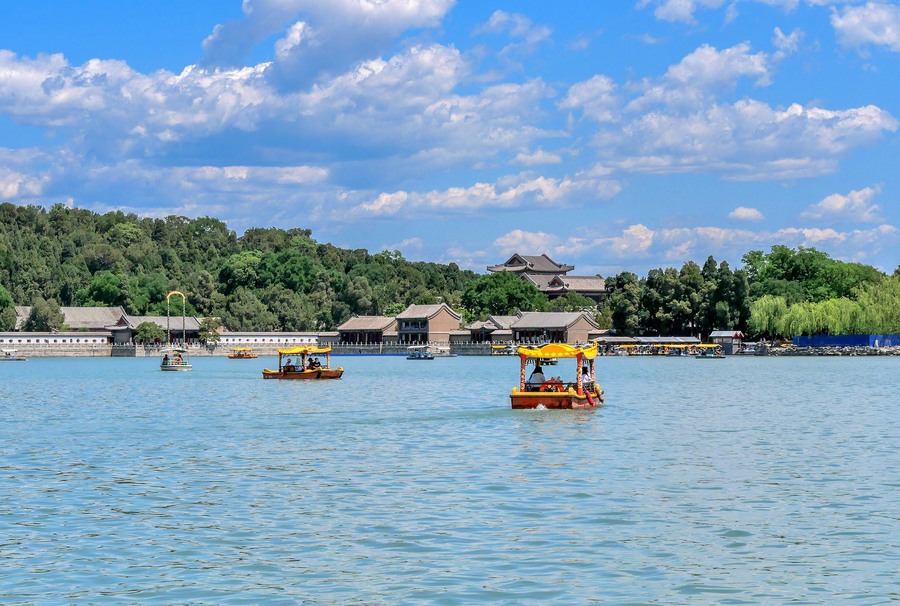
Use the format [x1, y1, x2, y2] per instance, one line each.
[487, 253, 607, 303]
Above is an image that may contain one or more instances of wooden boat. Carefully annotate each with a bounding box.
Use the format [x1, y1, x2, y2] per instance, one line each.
[160, 347, 192, 371]
[262, 346, 343, 379]
[1, 349, 26, 361]
[407, 345, 434, 360]
[511, 343, 604, 409]
[228, 347, 258, 359]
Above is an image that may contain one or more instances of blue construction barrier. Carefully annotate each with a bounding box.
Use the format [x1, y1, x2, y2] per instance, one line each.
[792, 334, 900, 347]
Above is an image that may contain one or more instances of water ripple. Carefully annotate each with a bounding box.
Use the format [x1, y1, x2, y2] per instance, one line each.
[1, 355, 898, 604]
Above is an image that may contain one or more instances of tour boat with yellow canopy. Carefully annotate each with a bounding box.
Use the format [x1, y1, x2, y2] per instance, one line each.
[511, 343, 604, 409]
[695, 344, 726, 359]
[262, 346, 344, 379]
[228, 347, 258, 359]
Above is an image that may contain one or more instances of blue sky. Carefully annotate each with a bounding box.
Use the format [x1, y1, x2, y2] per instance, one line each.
[1, 1, 899, 276]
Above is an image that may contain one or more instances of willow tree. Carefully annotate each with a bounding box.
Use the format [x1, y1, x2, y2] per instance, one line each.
[749, 295, 789, 338]
[856, 277, 900, 334]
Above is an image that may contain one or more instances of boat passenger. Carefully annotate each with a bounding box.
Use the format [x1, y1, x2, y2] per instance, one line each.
[162, 354, 169, 365]
[582, 366, 593, 389]
[311, 358, 321, 369]
[285, 358, 293, 371]
[527, 364, 545, 390]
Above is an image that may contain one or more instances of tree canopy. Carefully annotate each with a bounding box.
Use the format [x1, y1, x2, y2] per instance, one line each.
[461, 271, 550, 319]
[0, 203, 478, 331]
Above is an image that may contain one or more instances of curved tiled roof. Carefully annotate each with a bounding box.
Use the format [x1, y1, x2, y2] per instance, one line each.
[395, 303, 461, 321]
[487, 253, 574, 274]
[337, 316, 397, 331]
[511, 311, 599, 330]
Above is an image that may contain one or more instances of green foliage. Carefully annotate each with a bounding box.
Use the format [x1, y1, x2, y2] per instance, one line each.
[461, 271, 550, 318]
[0, 307, 16, 331]
[0, 203, 476, 331]
[383, 302, 406, 317]
[594, 303, 613, 330]
[748, 276, 900, 338]
[551, 292, 596, 312]
[76, 272, 131, 308]
[606, 258, 750, 337]
[23, 297, 65, 332]
[198, 317, 221, 344]
[748, 295, 789, 338]
[134, 321, 165, 344]
[743, 245, 883, 303]
[0, 283, 13, 310]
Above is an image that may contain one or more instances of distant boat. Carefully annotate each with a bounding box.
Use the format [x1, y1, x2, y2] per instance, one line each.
[228, 347, 258, 359]
[1, 349, 26, 361]
[407, 345, 434, 360]
[431, 345, 458, 358]
[695, 345, 726, 359]
[160, 347, 192, 371]
[161, 291, 192, 371]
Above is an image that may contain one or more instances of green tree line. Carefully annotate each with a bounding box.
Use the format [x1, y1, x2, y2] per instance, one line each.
[602, 246, 887, 338]
[0, 203, 479, 331]
[0, 204, 892, 338]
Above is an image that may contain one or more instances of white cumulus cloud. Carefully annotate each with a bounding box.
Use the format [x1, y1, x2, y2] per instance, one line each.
[800, 185, 883, 223]
[832, 2, 900, 52]
[729, 206, 765, 221]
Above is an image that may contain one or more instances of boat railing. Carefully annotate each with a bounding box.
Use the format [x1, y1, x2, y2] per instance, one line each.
[524, 380, 594, 393]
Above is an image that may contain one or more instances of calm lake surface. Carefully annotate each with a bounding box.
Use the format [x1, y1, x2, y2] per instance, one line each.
[1, 355, 898, 605]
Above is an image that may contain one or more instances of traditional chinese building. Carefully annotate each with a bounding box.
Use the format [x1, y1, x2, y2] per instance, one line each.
[335, 316, 398, 344]
[487, 253, 607, 303]
[395, 303, 462, 344]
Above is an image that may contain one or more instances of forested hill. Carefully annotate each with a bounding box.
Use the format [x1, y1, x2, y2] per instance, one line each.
[0, 203, 894, 337]
[0, 203, 478, 331]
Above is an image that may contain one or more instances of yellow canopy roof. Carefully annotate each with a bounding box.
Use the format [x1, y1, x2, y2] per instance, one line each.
[232, 347, 253, 351]
[697, 344, 721, 348]
[277, 345, 331, 355]
[278, 346, 307, 355]
[517, 343, 597, 360]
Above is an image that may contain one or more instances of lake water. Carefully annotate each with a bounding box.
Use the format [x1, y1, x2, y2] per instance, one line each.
[1, 354, 898, 604]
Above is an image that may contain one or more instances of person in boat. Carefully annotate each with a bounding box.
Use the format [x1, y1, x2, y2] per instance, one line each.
[527, 364, 545, 390]
[174, 354, 183, 365]
[285, 358, 293, 371]
[162, 354, 169, 365]
[582, 366, 595, 392]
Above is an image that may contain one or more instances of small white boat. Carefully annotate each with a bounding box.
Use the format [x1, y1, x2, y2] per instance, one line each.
[1, 349, 26, 361]
[160, 347, 192, 371]
[432, 345, 458, 358]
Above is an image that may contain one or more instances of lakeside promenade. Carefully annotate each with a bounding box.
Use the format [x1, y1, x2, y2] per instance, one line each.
[2, 342, 497, 358]
[7, 340, 900, 358]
